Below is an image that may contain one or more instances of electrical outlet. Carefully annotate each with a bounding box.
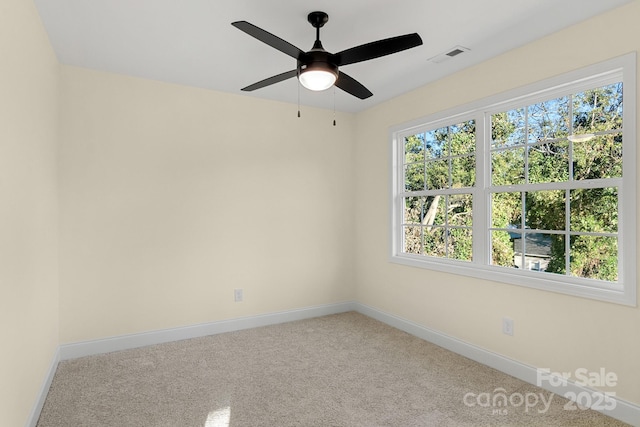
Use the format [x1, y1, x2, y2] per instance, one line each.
[234, 288, 243, 302]
[502, 317, 514, 336]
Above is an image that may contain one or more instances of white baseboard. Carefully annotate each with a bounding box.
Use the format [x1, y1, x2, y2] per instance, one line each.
[26, 348, 60, 427]
[354, 302, 640, 427]
[59, 301, 356, 360]
[29, 301, 355, 427]
[29, 300, 639, 427]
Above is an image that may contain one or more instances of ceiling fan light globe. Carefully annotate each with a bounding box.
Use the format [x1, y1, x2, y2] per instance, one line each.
[299, 69, 337, 91]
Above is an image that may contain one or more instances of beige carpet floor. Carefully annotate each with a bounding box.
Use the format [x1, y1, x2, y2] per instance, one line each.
[37, 312, 628, 426]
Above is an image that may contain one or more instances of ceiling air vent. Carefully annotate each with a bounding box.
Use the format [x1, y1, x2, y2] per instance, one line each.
[428, 45, 470, 64]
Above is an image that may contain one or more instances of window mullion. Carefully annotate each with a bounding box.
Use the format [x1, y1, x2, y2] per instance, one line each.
[474, 112, 488, 265]
[565, 188, 571, 276]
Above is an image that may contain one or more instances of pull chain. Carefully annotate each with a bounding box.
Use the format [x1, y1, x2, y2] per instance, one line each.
[333, 86, 336, 126]
[297, 75, 301, 118]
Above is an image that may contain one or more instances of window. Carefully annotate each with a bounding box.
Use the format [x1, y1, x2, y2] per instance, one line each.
[390, 54, 636, 305]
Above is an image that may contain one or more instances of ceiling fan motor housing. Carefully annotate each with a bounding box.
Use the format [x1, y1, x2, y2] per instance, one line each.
[299, 49, 339, 91]
[299, 11, 339, 90]
[300, 50, 339, 78]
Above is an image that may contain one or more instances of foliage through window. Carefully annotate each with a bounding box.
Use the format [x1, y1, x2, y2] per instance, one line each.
[391, 55, 636, 305]
[489, 83, 622, 282]
[403, 121, 475, 261]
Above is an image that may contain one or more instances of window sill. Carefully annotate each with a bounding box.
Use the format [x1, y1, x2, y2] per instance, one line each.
[389, 254, 635, 306]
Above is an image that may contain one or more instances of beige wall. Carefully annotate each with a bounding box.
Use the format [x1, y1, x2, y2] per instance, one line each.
[58, 67, 356, 343]
[354, 1, 640, 405]
[5, 0, 640, 423]
[0, 0, 60, 425]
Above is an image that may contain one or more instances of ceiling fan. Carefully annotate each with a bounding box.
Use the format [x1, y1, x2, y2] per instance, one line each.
[231, 11, 423, 100]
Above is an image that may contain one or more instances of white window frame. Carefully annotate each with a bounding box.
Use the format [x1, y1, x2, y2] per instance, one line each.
[390, 53, 636, 306]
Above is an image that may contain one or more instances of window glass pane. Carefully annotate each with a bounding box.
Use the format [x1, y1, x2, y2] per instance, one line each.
[449, 228, 472, 261]
[528, 96, 570, 142]
[425, 159, 449, 189]
[403, 226, 422, 255]
[450, 120, 476, 155]
[492, 109, 525, 148]
[404, 134, 425, 164]
[405, 163, 425, 191]
[528, 141, 569, 184]
[570, 236, 618, 282]
[570, 188, 618, 233]
[451, 155, 475, 188]
[492, 192, 522, 228]
[423, 195, 446, 227]
[573, 83, 623, 134]
[525, 190, 566, 231]
[492, 148, 525, 186]
[573, 133, 622, 180]
[404, 197, 423, 224]
[423, 227, 446, 258]
[491, 230, 517, 268]
[448, 194, 473, 227]
[425, 127, 448, 159]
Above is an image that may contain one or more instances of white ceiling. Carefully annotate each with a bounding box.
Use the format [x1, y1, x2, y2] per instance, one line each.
[34, 0, 632, 113]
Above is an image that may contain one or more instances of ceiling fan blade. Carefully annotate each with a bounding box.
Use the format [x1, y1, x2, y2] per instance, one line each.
[335, 72, 373, 99]
[232, 21, 305, 60]
[241, 69, 298, 91]
[334, 33, 423, 66]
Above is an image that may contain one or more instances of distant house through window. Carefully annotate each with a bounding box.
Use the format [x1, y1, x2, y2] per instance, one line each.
[510, 232, 551, 271]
